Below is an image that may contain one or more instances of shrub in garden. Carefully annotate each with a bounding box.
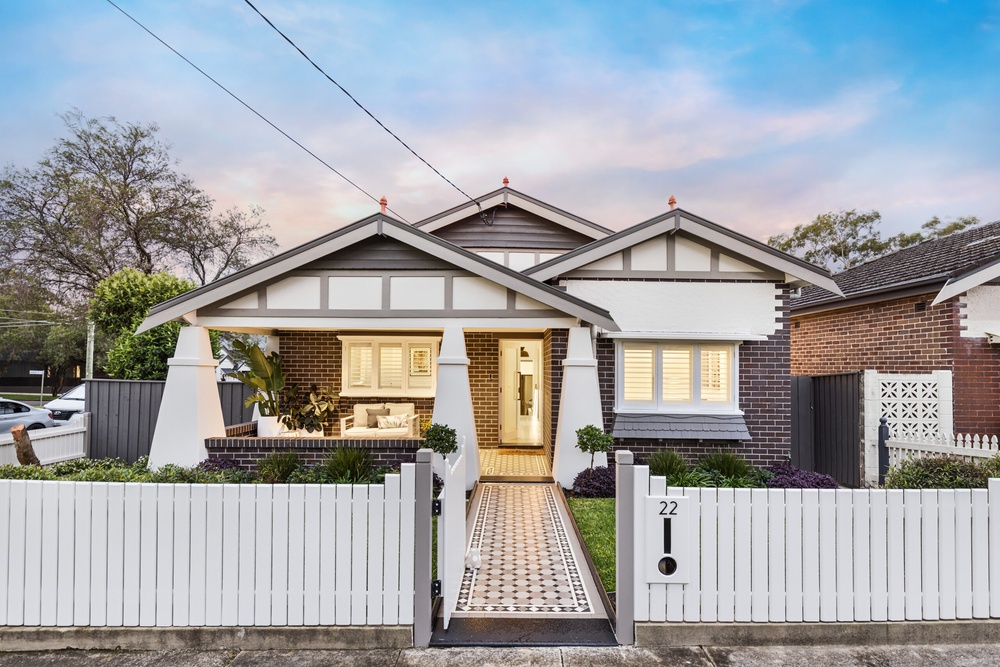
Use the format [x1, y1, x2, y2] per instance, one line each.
[665, 468, 713, 488]
[571, 465, 616, 498]
[765, 461, 839, 489]
[256, 451, 302, 484]
[884, 456, 988, 489]
[698, 450, 750, 479]
[647, 449, 688, 478]
[323, 446, 376, 484]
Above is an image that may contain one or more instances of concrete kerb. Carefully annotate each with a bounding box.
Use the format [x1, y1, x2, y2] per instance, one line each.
[0, 626, 413, 652]
[635, 619, 1000, 647]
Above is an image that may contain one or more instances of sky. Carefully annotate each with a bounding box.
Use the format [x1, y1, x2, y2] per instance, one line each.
[1, 0, 999, 250]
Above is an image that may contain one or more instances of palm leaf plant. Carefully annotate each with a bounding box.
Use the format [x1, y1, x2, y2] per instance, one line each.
[227, 340, 285, 417]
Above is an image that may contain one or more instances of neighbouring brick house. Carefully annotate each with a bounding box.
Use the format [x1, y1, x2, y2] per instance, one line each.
[791, 220, 1000, 437]
[139, 183, 838, 484]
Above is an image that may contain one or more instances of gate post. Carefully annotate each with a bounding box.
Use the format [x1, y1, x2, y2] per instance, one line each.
[413, 449, 434, 648]
[878, 417, 890, 486]
[616, 450, 635, 645]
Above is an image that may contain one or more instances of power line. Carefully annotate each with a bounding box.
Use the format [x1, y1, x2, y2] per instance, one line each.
[103, 0, 410, 222]
[241, 0, 492, 225]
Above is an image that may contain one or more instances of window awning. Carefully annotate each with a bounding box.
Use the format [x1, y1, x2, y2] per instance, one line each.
[612, 413, 751, 441]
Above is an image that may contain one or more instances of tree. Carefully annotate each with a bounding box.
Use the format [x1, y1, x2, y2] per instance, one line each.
[767, 209, 890, 272]
[89, 268, 214, 380]
[1, 109, 276, 304]
[769, 211, 982, 272]
[0, 271, 55, 376]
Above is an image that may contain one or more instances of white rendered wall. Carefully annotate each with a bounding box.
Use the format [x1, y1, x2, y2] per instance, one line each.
[552, 327, 607, 487]
[148, 326, 226, 469]
[390, 277, 445, 310]
[329, 276, 382, 309]
[432, 327, 479, 490]
[266, 276, 321, 309]
[960, 285, 1000, 338]
[453, 277, 507, 310]
[564, 280, 781, 336]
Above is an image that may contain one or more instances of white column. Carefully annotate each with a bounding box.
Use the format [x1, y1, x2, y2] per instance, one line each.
[148, 326, 226, 469]
[432, 326, 479, 490]
[552, 326, 607, 487]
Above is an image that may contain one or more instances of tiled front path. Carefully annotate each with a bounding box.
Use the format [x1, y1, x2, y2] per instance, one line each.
[479, 449, 551, 477]
[452, 483, 606, 620]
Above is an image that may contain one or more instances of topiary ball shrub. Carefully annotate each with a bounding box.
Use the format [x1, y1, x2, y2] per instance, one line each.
[766, 461, 839, 489]
[884, 456, 988, 489]
[572, 465, 616, 498]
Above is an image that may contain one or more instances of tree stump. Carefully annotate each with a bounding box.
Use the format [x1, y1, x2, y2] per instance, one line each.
[11, 424, 41, 466]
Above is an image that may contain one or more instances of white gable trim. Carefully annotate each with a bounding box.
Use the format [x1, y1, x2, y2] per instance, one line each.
[137, 216, 619, 334]
[526, 211, 843, 296]
[932, 257, 1000, 306]
[415, 190, 609, 240]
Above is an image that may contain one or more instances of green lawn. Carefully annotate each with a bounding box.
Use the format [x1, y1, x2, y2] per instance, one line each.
[1, 393, 55, 402]
[567, 497, 616, 592]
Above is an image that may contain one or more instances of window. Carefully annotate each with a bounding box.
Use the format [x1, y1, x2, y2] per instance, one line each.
[339, 336, 439, 397]
[617, 341, 737, 412]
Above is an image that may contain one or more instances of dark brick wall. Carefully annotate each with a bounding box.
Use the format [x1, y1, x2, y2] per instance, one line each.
[544, 329, 568, 465]
[205, 436, 422, 470]
[278, 330, 434, 436]
[594, 286, 792, 466]
[466, 332, 500, 447]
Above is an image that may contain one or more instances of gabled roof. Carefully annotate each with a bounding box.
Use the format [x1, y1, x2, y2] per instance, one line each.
[137, 213, 619, 333]
[792, 219, 1000, 312]
[414, 186, 612, 240]
[523, 208, 842, 294]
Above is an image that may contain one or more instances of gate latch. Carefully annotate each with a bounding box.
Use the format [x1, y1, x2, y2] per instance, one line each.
[432, 499, 442, 516]
[431, 580, 442, 597]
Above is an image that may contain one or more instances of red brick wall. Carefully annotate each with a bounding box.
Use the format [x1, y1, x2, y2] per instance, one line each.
[790, 294, 955, 376]
[790, 293, 1000, 435]
[952, 333, 1000, 437]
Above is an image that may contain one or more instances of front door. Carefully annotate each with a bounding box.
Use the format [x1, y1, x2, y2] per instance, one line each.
[498, 340, 542, 445]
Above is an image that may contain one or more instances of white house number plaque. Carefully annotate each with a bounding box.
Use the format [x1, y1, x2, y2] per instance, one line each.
[644, 495, 690, 584]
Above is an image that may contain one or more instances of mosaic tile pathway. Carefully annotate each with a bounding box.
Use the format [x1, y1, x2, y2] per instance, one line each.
[479, 449, 550, 477]
[455, 483, 593, 616]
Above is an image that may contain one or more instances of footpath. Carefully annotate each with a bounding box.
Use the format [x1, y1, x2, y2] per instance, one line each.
[2, 644, 1000, 666]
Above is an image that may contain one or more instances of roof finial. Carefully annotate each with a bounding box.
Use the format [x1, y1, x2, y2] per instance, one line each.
[668, 195, 677, 210]
[502, 176, 509, 187]
[379, 196, 387, 214]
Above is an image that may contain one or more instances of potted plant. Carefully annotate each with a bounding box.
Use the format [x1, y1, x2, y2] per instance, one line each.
[227, 340, 285, 437]
[282, 385, 339, 435]
[576, 424, 613, 478]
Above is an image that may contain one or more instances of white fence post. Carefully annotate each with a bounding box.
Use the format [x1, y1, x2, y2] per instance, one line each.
[615, 450, 635, 645]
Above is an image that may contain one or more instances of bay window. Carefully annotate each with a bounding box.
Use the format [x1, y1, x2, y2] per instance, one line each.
[339, 336, 439, 397]
[617, 341, 738, 412]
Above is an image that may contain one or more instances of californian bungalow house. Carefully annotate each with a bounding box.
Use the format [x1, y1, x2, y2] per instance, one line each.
[138, 183, 839, 486]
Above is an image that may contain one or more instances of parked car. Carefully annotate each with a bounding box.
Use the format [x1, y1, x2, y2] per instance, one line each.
[0, 399, 55, 434]
[44, 384, 85, 422]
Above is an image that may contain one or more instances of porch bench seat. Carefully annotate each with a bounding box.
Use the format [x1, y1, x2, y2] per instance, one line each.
[340, 402, 419, 438]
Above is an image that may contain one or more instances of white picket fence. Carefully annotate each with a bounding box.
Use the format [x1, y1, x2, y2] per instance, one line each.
[888, 433, 1000, 466]
[0, 468, 417, 627]
[628, 465, 1000, 624]
[0, 414, 89, 466]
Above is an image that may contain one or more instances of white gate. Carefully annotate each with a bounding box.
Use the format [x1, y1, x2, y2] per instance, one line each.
[436, 439, 467, 630]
